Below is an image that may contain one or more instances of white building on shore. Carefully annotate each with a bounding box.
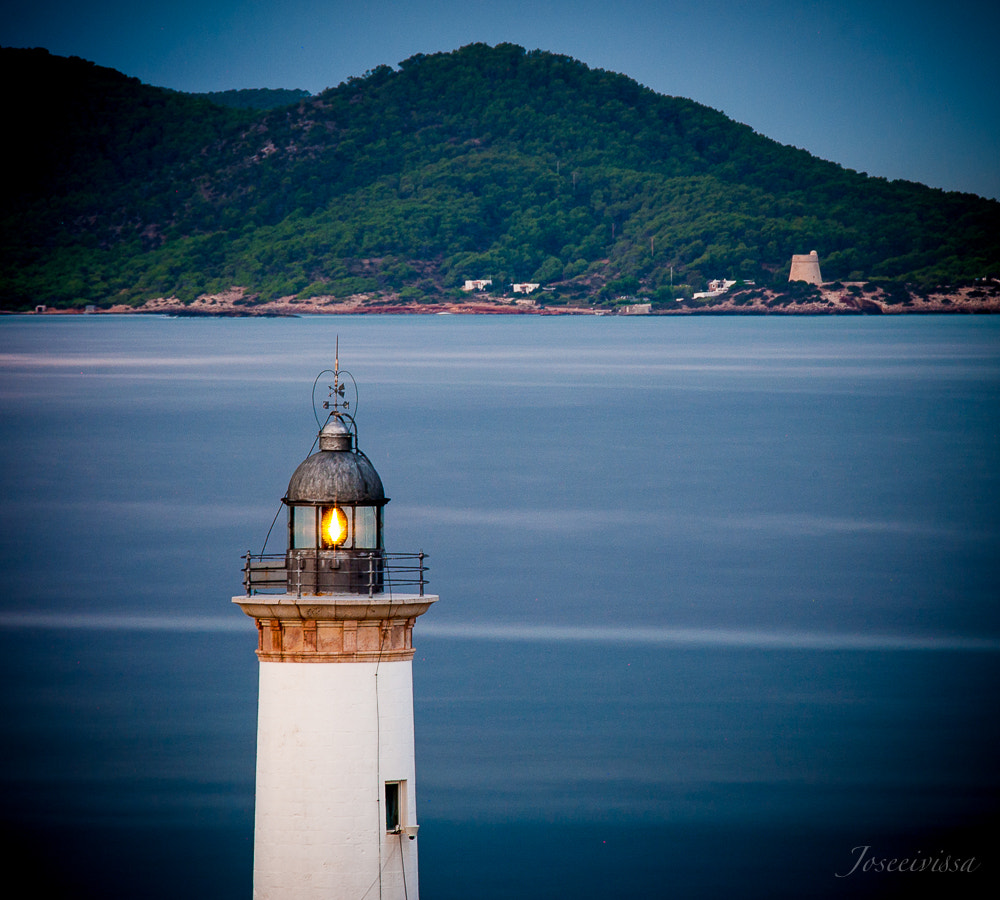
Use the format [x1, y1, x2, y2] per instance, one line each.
[693, 278, 737, 300]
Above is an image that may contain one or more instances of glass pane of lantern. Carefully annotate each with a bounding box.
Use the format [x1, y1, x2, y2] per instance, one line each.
[355, 507, 378, 549]
[320, 505, 350, 548]
[291, 506, 317, 549]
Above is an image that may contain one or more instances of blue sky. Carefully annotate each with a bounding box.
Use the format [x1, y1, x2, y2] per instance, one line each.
[4, 0, 998, 199]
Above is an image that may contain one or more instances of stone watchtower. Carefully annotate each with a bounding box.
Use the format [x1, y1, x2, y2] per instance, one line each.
[234, 362, 436, 900]
[788, 250, 823, 285]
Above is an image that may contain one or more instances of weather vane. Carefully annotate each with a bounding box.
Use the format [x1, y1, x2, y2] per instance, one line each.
[325, 337, 348, 414]
[312, 336, 359, 434]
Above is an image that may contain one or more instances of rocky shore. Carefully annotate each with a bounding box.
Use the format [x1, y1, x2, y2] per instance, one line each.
[24, 281, 1000, 316]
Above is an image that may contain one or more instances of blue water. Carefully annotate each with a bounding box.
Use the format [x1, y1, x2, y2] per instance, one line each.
[1, 315, 998, 897]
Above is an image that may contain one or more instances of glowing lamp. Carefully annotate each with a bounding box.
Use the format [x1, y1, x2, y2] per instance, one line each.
[321, 506, 349, 548]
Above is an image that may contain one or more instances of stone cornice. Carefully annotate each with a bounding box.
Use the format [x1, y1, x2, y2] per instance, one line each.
[233, 593, 437, 663]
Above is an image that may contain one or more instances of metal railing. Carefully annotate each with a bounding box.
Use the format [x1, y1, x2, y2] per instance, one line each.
[243, 551, 428, 598]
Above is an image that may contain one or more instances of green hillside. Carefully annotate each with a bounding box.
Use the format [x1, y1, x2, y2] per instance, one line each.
[193, 88, 312, 110]
[2, 44, 998, 310]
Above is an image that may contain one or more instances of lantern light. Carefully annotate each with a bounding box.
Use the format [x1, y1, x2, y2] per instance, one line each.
[321, 506, 348, 548]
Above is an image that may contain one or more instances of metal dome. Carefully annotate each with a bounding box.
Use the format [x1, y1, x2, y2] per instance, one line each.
[285, 415, 386, 504]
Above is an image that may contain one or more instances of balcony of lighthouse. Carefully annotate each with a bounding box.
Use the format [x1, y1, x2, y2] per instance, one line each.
[242, 550, 429, 599]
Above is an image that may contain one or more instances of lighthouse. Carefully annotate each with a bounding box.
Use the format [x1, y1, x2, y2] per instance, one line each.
[234, 363, 436, 900]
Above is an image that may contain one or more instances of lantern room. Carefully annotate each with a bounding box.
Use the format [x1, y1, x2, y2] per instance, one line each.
[284, 411, 388, 595]
[241, 361, 427, 600]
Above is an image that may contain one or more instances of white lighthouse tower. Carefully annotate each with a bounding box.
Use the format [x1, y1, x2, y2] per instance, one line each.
[234, 363, 436, 900]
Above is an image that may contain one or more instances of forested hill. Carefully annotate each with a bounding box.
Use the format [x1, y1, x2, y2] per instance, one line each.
[194, 88, 312, 109]
[2, 43, 999, 310]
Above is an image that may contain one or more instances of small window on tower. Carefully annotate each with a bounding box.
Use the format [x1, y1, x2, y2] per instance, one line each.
[385, 782, 401, 833]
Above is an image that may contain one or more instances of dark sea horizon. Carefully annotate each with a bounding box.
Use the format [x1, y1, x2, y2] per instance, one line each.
[1, 314, 998, 898]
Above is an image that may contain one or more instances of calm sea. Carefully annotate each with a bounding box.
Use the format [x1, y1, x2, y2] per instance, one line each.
[1, 314, 998, 898]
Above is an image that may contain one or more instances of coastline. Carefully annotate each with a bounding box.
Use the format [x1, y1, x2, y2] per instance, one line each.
[14, 281, 1000, 316]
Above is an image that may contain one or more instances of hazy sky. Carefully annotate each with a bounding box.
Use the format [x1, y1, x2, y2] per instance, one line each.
[4, 0, 999, 199]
